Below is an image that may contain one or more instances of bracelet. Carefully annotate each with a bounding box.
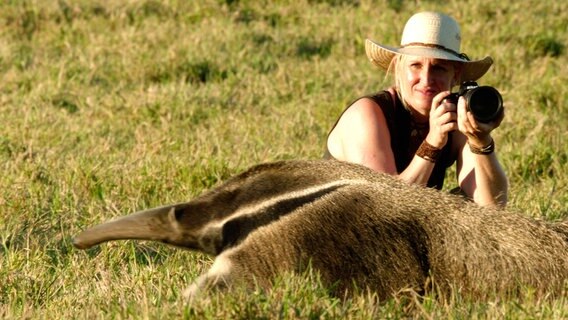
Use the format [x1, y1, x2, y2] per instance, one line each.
[416, 140, 441, 163]
[469, 138, 495, 155]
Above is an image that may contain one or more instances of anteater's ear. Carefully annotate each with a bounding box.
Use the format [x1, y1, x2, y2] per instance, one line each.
[73, 204, 184, 250]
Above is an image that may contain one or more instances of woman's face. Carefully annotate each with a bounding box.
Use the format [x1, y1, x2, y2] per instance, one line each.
[400, 56, 460, 115]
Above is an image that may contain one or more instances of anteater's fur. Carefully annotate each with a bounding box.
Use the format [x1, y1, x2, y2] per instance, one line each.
[73, 160, 568, 301]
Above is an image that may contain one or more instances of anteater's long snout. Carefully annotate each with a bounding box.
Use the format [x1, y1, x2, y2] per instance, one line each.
[73, 204, 181, 250]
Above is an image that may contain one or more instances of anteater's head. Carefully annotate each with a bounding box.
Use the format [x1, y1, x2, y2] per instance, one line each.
[73, 160, 372, 255]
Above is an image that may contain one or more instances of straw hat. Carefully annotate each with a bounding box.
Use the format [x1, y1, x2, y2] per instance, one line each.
[365, 11, 493, 82]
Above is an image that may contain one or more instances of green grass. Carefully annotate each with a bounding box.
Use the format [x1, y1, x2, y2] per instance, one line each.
[1, 0, 567, 318]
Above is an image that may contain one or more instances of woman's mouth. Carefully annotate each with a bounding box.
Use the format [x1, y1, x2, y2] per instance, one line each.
[416, 88, 438, 99]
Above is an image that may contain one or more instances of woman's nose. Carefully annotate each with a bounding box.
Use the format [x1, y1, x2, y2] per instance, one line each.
[420, 67, 434, 85]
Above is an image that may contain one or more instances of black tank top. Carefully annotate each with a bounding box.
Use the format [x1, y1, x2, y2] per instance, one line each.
[324, 90, 457, 189]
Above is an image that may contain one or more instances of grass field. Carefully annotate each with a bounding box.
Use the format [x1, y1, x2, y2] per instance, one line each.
[1, 0, 567, 318]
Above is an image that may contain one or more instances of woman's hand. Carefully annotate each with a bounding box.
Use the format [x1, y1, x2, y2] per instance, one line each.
[425, 91, 458, 149]
[457, 96, 505, 148]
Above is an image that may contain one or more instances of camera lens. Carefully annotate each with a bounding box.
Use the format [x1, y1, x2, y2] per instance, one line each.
[464, 86, 503, 123]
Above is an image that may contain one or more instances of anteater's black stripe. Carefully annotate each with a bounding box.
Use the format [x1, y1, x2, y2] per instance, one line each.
[219, 183, 348, 251]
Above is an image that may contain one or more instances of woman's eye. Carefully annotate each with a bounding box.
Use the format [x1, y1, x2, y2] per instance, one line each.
[433, 65, 450, 72]
[432, 65, 442, 71]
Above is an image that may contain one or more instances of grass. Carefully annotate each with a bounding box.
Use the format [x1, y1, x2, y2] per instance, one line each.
[1, 0, 567, 318]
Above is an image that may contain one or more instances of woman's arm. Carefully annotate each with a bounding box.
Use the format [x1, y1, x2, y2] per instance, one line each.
[326, 98, 440, 186]
[455, 99, 509, 207]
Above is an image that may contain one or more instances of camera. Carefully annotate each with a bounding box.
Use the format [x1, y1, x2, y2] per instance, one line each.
[446, 81, 503, 123]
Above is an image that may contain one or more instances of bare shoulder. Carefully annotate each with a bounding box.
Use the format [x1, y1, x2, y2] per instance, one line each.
[337, 97, 388, 130]
[327, 97, 392, 162]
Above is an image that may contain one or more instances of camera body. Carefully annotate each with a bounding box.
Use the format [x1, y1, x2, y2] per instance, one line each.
[446, 81, 503, 123]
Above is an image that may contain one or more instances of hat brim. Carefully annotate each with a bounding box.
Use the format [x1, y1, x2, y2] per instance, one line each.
[365, 39, 493, 82]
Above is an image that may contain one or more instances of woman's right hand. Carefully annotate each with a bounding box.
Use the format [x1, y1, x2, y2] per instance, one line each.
[426, 91, 458, 149]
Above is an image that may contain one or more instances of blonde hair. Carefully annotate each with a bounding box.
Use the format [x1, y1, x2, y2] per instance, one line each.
[393, 55, 410, 110]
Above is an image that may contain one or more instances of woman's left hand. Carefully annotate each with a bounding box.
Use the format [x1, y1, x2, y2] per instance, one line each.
[457, 96, 505, 148]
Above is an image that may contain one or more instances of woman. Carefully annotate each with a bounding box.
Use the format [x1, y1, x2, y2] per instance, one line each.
[324, 11, 508, 207]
